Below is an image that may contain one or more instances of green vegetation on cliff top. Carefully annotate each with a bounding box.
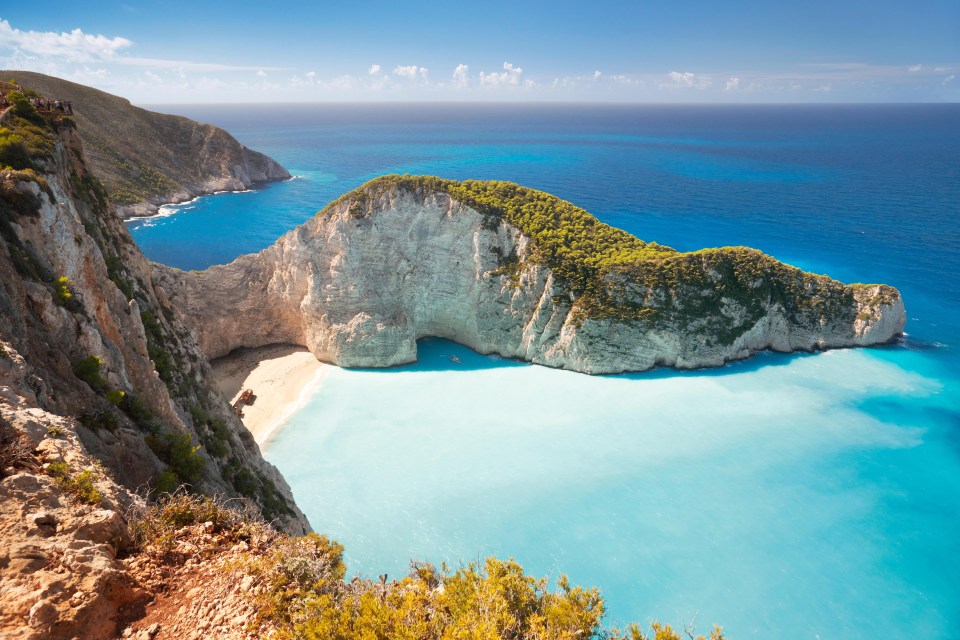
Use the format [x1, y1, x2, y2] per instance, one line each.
[322, 175, 899, 336]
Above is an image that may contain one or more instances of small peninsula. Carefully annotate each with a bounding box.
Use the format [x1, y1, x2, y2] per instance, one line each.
[160, 175, 906, 375]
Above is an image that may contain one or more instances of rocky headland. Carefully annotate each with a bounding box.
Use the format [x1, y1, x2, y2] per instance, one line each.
[0, 71, 290, 219]
[159, 175, 905, 375]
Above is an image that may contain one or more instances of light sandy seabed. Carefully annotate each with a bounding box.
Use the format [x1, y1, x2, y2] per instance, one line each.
[211, 344, 330, 445]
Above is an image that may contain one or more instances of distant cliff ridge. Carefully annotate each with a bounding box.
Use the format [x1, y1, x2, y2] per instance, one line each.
[158, 175, 906, 374]
[0, 70, 290, 218]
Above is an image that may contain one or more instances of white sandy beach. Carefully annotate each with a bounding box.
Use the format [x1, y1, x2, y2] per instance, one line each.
[211, 344, 330, 445]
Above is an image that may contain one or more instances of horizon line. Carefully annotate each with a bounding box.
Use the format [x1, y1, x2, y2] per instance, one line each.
[137, 99, 960, 107]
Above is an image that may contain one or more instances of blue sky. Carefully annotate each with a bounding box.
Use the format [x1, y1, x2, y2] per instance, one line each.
[1, 1, 957, 103]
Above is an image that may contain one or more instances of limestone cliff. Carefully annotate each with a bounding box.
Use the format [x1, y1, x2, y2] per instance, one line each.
[158, 176, 905, 374]
[1, 71, 290, 218]
[0, 92, 308, 533]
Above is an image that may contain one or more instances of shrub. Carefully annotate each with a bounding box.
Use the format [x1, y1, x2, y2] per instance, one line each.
[54, 276, 83, 312]
[140, 310, 176, 388]
[73, 355, 108, 392]
[146, 430, 205, 484]
[127, 491, 268, 551]
[105, 254, 134, 299]
[154, 469, 180, 496]
[6, 91, 43, 125]
[0, 419, 33, 476]
[0, 127, 31, 170]
[47, 461, 102, 505]
[78, 405, 120, 433]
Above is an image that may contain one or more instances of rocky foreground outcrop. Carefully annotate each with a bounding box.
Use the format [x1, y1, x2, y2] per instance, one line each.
[1, 71, 290, 218]
[158, 175, 906, 375]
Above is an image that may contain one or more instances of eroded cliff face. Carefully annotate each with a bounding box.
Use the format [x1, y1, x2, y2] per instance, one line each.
[1, 71, 290, 218]
[157, 181, 905, 374]
[0, 112, 308, 534]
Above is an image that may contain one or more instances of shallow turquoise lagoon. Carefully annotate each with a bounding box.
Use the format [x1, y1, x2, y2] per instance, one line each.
[264, 339, 957, 638]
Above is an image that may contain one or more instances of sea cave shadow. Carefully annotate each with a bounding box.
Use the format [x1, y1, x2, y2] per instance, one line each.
[362, 336, 908, 378]
[357, 337, 529, 374]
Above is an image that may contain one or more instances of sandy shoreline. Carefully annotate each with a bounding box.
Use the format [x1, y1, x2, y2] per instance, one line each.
[211, 344, 330, 445]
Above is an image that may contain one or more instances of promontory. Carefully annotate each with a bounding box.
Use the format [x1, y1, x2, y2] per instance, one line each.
[0, 71, 290, 218]
[158, 175, 906, 374]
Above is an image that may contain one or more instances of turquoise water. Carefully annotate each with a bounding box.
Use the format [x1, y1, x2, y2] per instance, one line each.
[130, 104, 960, 638]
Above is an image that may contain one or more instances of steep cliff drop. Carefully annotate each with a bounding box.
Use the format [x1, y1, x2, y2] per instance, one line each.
[0, 71, 290, 219]
[0, 77, 308, 639]
[159, 175, 906, 375]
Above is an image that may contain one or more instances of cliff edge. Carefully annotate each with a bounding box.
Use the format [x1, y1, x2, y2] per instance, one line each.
[1, 71, 290, 218]
[158, 175, 905, 374]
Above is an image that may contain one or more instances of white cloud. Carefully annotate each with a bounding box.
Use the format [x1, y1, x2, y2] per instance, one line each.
[394, 65, 428, 80]
[725, 76, 740, 91]
[908, 64, 923, 72]
[368, 64, 381, 75]
[452, 63, 469, 88]
[664, 71, 712, 89]
[944, 74, 956, 84]
[256, 70, 267, 78]
[0, 19, 131, 62]
[480, 61, 526, 87]
[813, 83, 832, 92]
[593, 70, 602, 79]
[611, 74, 641, 86]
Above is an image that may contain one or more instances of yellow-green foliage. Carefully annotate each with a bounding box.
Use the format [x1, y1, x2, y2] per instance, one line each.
[146, 430, 206, 485]
[243, 535, 726, 640]
[322, 175, 898, 341]
[47, 461, 103, 505]
[0, 127, 31, 170]
[110, 159, 179, 204]
[55, 275, 73, 303]
[72, 355, 108, 392]
[3, 114, 55, 159]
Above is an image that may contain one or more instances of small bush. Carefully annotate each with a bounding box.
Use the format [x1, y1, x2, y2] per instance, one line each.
[53, 276, 84, 313]
[78, 406, 120, 433]
[119, 391, 160, 431]
[47, 461, 102, 505]
[146, 430, 205, 484]
[73, 355, 108, 392]
[0, 419, 33, 476]
[140, 310, 176, 388]
[127, 491, 268, 551]
[154, 469, 180, 496]
[0, 127, 31, 170]
[6, 91, 44, 126]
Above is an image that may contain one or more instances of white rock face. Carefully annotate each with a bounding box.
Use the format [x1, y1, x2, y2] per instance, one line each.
[157, 187, 906, 375]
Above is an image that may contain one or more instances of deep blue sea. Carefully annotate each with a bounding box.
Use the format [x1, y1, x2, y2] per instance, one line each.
[131, 104, 960, 639]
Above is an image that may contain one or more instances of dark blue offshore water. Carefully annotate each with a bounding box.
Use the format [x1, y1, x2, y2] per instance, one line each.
[129, 103, 960, 638]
